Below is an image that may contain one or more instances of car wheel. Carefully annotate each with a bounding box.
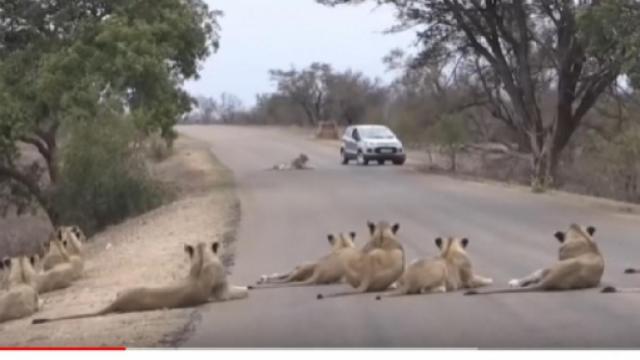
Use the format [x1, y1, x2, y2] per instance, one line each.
[357, 151, 367, 166]
[341, 150, 349, 165]
[377, 159, 385, 165]
[393, 159, 406, 166]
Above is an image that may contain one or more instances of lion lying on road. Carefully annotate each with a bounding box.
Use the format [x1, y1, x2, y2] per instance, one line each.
[317, 221, 405, 299]
[269, 153, 314, 171]
[377, 237, 492, 299]
[254, 232, 359, 288]
[465, 224, 604, 296]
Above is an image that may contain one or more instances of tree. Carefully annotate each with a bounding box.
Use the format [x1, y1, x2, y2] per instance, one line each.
[428, 114, 469, 173]
[266, 63, 385, 126]
[218, 93, 244, 124]
[199, 96, 220, 124]
[252, 93, 305, 125]
[320, 0, 640, 190]
[0, 0, 219, 225]
[269, 63, 333, 126]
[325, 70, 386, 125]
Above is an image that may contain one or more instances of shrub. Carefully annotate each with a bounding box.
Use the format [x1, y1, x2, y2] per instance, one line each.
[427, 114, 470, 172]
[560, 126, 640, 203]
[52, 116, 166, 235]
[147, 132, 173, 162]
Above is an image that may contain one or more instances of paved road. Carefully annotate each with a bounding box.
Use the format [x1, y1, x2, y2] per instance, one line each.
[179, 125, 640, 348]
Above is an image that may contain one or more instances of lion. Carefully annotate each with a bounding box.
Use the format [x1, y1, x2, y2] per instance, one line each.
[270, 153, 313, 171]
[465, 224, 604, 296]
[21, 253, 75, 294]
[32, 241, 224, 324]
[254, 232, 359, 288]
[376, 237, 492, 299]
[70, 225, 87, 244]
[317, 221, 405, 299]
[0, 257, 11, 291]
[0, 257, 41, 324]
[51, 233, 84, 281]
[59, 226, 85, 257]
[41, 232, 65, 271]
[207, 242, 249, 302]
[41, 226, 84, 270]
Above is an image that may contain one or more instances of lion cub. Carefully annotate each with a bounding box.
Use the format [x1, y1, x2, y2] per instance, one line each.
[377, 237, 492, 299]
[317, 221, 405, 299]
[255, 232, 358, 288]
[0, 257, 41, 324]
[466, 224, 604, 296]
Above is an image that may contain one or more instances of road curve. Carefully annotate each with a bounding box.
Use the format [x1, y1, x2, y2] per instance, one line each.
[178, 125, 640, 348]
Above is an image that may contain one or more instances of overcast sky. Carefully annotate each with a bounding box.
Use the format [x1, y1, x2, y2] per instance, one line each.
[183, 0, 416, 107]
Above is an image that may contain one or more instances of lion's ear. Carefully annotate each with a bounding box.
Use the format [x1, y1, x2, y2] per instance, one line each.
[184, 244, 195, 258]
[367, 221, 376, 235]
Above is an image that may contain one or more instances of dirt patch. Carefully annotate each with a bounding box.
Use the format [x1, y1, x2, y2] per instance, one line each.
[0, 135, 240, 347]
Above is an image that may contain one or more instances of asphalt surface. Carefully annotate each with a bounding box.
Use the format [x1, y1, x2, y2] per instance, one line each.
[178, 125, 640, 348]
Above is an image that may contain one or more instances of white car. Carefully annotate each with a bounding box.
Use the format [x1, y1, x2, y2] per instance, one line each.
[340, 125, 406, 166]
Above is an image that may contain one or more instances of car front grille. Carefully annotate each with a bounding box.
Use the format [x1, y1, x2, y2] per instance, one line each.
[375, 147, 397, 154]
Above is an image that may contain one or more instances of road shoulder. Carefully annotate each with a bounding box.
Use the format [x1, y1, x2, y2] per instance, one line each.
[0, 135, 240, 347]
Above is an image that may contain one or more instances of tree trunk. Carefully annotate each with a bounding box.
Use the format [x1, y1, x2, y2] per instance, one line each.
[516, 131, 531, 153]
[530, 149, 553, 192]
[0, 166, 59, 227]
[450, 147, 457, 173]
[549, 146, 562, 188]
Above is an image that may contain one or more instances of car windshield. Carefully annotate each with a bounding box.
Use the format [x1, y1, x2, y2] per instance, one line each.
[359, 127, 395, 140]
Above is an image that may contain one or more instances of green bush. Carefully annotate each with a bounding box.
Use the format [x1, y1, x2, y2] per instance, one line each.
[52, 116, 166, 235]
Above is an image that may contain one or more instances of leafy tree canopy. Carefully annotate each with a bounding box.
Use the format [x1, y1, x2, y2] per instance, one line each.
[0, 0, 220, 223]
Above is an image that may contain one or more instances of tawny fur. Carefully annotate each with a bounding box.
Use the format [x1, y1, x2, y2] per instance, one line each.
[60, 226, 85, 257]
[50, 235, 84, 282]
[41, 233, 65, 271]
[270, 153, 313, 171]
[377, 237, 492, 299]
[466, 224, 604, 296]
[207, 243, 249, 302]
[32, 242, 213, 324]
[32, 240, 247, 324]
[22, 254, 74, 294]
[0, 258, 11, 291]
[41, 226, 85, 270]
[317, 221, 405, 299]
[254, 232, 359, 288]
[0, 257, 40, 324]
